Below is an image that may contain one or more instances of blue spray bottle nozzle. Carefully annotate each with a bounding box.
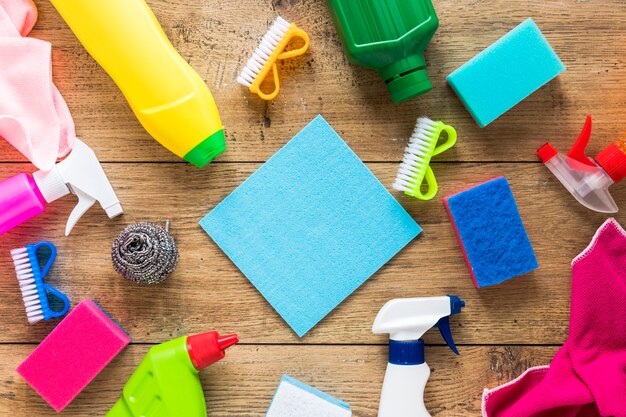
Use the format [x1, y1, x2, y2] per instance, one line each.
[434, 296, 465, 355]
[435, 316, 459, 355]
[449, 295, 465, 315]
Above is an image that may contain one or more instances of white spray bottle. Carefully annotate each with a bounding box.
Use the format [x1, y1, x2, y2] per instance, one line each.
[373, 296, 465, 417]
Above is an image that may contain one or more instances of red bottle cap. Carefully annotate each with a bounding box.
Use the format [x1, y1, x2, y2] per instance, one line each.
[596, 143, 626, 183]
[537, 143, 558, 163]
[186, 331, 239, 371]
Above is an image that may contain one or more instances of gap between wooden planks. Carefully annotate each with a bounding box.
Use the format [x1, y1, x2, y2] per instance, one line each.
[0, 0, 624, 415]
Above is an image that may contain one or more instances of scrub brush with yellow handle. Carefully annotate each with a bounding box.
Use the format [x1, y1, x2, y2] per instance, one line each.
[237, 16, 310, 100]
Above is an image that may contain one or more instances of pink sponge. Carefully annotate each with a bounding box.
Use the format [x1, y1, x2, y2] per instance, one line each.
[17, 299, 130, 412]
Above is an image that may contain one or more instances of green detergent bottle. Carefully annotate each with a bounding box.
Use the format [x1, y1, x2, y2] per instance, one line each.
[106, 331, 238, 417]
[327, 0, 439, 103]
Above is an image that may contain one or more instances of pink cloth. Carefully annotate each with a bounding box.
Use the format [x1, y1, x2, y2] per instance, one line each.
[0, 0, 74, 170]
[483, 218, 626, 417]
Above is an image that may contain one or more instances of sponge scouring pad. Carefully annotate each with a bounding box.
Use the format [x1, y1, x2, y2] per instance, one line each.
[266, 375, 352, 417]
[200, 115, 421, 337]
[446, 18, 565, 127]
[17, 299, 130, 412]
[444, 177, 538, 287]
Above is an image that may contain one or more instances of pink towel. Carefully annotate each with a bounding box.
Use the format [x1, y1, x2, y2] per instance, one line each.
[0, 0, 74, 170]
[483, 218, 626, 417]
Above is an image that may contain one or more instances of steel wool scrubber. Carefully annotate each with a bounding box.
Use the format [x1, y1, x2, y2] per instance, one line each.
[111, 221, 178, 284]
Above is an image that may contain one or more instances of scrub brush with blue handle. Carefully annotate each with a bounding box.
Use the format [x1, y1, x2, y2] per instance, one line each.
[11, 241, 70, 324]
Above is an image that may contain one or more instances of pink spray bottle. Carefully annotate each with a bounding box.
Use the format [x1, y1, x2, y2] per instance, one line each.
[538, 116, 626, 213]
[0, 139, 123, 236]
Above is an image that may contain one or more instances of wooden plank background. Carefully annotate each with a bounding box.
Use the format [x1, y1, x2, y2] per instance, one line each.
[0, 0, 624, 415]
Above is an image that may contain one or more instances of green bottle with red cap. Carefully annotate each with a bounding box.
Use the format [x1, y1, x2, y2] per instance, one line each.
[106, 331, 238, 417]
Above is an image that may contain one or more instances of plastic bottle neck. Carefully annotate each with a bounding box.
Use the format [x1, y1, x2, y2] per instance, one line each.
[32, 167, 70, 204]
[389, 339, 425, 365]
[380, 54, 432, 103]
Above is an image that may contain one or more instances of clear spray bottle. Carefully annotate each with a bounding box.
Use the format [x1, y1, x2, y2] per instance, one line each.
[538, 115, 626, 213]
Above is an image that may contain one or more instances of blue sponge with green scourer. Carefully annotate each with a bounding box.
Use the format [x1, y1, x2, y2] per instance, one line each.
[446, 18, 565, 127]
[444, 177, 538, 288]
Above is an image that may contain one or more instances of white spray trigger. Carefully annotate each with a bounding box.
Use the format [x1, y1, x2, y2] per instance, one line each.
[65, 187, 96, 236]
[33, 138, 123, 236]
[372, 296, 461, 341]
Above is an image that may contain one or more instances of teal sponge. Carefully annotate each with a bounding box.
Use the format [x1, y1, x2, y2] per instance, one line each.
[446, 18, 565, 127]
[444, 177, 539, 288]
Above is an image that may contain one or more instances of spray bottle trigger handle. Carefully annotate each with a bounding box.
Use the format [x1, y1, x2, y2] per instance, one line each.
[567, 115, 596, 167]
[435, 316, 460, 355]
[65, 187, 96, 236]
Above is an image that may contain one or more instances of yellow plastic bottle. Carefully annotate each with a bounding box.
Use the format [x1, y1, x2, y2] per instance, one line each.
[49, 0, 225, 167]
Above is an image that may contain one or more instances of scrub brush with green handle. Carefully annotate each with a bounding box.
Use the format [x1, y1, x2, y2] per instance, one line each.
[393, 117, 457, 200]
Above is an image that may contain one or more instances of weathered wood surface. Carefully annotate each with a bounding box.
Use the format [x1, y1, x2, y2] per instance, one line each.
[1, 163, 624, 346]
[0, 345, 558, 416]
[0, 0, 624, 415]
[0, 0, 622, 164]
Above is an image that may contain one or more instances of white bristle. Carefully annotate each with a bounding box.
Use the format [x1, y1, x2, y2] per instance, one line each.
[392, 117, 441, 193]
[237, 16, 291, 87]
[11, 247, 44, 324]
[10, 247, 27, 255]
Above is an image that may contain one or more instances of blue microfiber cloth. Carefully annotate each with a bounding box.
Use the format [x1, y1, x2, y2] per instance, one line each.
[266, 375, 352, 417]
[200, 115, 421, 336]
[446, 18, 565, 127]
[444, 177, 538, 287]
